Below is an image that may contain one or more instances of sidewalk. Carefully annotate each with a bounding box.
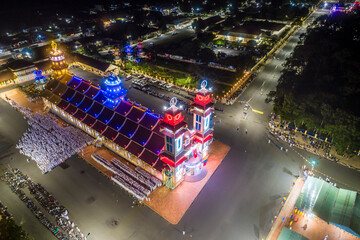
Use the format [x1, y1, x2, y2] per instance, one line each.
[268, 178, 360, 240]
[291, 215, 359, 240]
[269, 116, 360, 171]
[266, 178, 305, 240]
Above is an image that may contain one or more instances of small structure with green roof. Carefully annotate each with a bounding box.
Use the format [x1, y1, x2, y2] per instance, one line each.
[278, 227, 309, 240]
[295, 176, 360, 238]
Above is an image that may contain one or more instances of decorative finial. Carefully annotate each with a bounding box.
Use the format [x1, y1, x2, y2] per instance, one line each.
[201, 80, 208, 90]
[170, 97, 177, 107]
[51, 41, 57, 50]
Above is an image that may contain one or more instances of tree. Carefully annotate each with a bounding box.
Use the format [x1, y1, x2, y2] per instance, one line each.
[246, 40, 257, 47]
[194, 18, 205, 34]
[272, 13, 360, 154]
[179, 1, 191, 12]
[160, 25, 168, 34]
[196, 32, 215, 45]
[0, 217, 34, 240]
[198, 48, 216, 62]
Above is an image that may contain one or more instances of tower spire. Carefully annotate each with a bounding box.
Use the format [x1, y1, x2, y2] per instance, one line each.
[50, 41, 68, 79]
[160, 97, 188, 188]
[102, 72, 127, 109]
[190, 80, 214, 159]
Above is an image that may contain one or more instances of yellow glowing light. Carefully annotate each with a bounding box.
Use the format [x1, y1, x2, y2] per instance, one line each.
[51, 41, 57, 50]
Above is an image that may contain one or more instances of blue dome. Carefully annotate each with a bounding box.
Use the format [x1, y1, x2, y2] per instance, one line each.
[102, 73, 127, 108]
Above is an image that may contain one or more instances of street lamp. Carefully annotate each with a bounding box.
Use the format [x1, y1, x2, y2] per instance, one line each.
[310, 159, 317, 170]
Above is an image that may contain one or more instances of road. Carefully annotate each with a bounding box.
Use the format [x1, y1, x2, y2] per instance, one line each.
[0, 33, 82, 60]
[0, 7, 359, 240]
[213, 47, 243, 56]
[132, 28, 195, 49]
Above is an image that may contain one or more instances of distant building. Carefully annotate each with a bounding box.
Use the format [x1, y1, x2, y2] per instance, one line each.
[72, 53, 118, 77]
[172, 18, 192, 29]
[202, 16, 222, 28]
[0, 45, 54, 87]
[153, 3, 178, 15]
[0, 69, 16, 87]
[7, 59, 36, 82]
[215, 20, 287, 44]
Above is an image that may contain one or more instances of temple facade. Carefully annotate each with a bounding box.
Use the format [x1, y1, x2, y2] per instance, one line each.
[43, 46, 214, 189]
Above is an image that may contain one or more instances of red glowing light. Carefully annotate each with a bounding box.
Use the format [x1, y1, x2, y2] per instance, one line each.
[167, 115, 173, 121]
[193, 149, 198, 158]
[175, 113, 181, 120]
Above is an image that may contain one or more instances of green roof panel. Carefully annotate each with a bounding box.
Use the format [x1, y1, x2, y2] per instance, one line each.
[278, 227, 309, 240]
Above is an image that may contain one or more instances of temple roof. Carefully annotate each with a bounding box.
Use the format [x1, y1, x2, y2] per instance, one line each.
[75, 81, 91, 93]
[74, 53, 112, 72]
[164, 105, 182, 116]
[196, 88, 212, 96]
[44, 75, 166, 171]
[139, 149, 159, 166]
[7, 59, 35, 71]
[161, 121, 187, 133]
[69, 92, 85, 106]
[191, 101, 214, 110]
[67, 76, 82, 89]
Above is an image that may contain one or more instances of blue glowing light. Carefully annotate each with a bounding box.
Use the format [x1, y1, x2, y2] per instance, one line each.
[125, 44, 133, 54]
[102, 73, 127, 109]
[34, 69, 46, 85]
[146, 112, 160, 119]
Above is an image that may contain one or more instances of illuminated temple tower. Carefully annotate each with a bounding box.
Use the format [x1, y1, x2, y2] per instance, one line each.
[34, 69, 47, 91]
[190, 80, 214, 161]
[137, 42, 144, 59]
[125, 44, 134, 61]
[103, 72, 127, 109]
[50, 41, 68, 79]
[160, 98, 188, 188]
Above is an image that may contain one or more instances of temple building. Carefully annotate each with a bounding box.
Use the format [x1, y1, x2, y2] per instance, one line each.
[42, 48, 214, 189]
[72, 53, 118, 77]
[137, 42, 144, 59]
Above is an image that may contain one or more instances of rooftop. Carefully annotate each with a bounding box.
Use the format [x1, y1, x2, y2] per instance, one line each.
[43, 73, 166, 172]
[73, 53, 111, 72]
[295, 176, 360, 238]
[7, 59, 35, 71]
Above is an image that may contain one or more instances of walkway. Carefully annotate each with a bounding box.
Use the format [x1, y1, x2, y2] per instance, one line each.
[266, 178, 305, 240]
